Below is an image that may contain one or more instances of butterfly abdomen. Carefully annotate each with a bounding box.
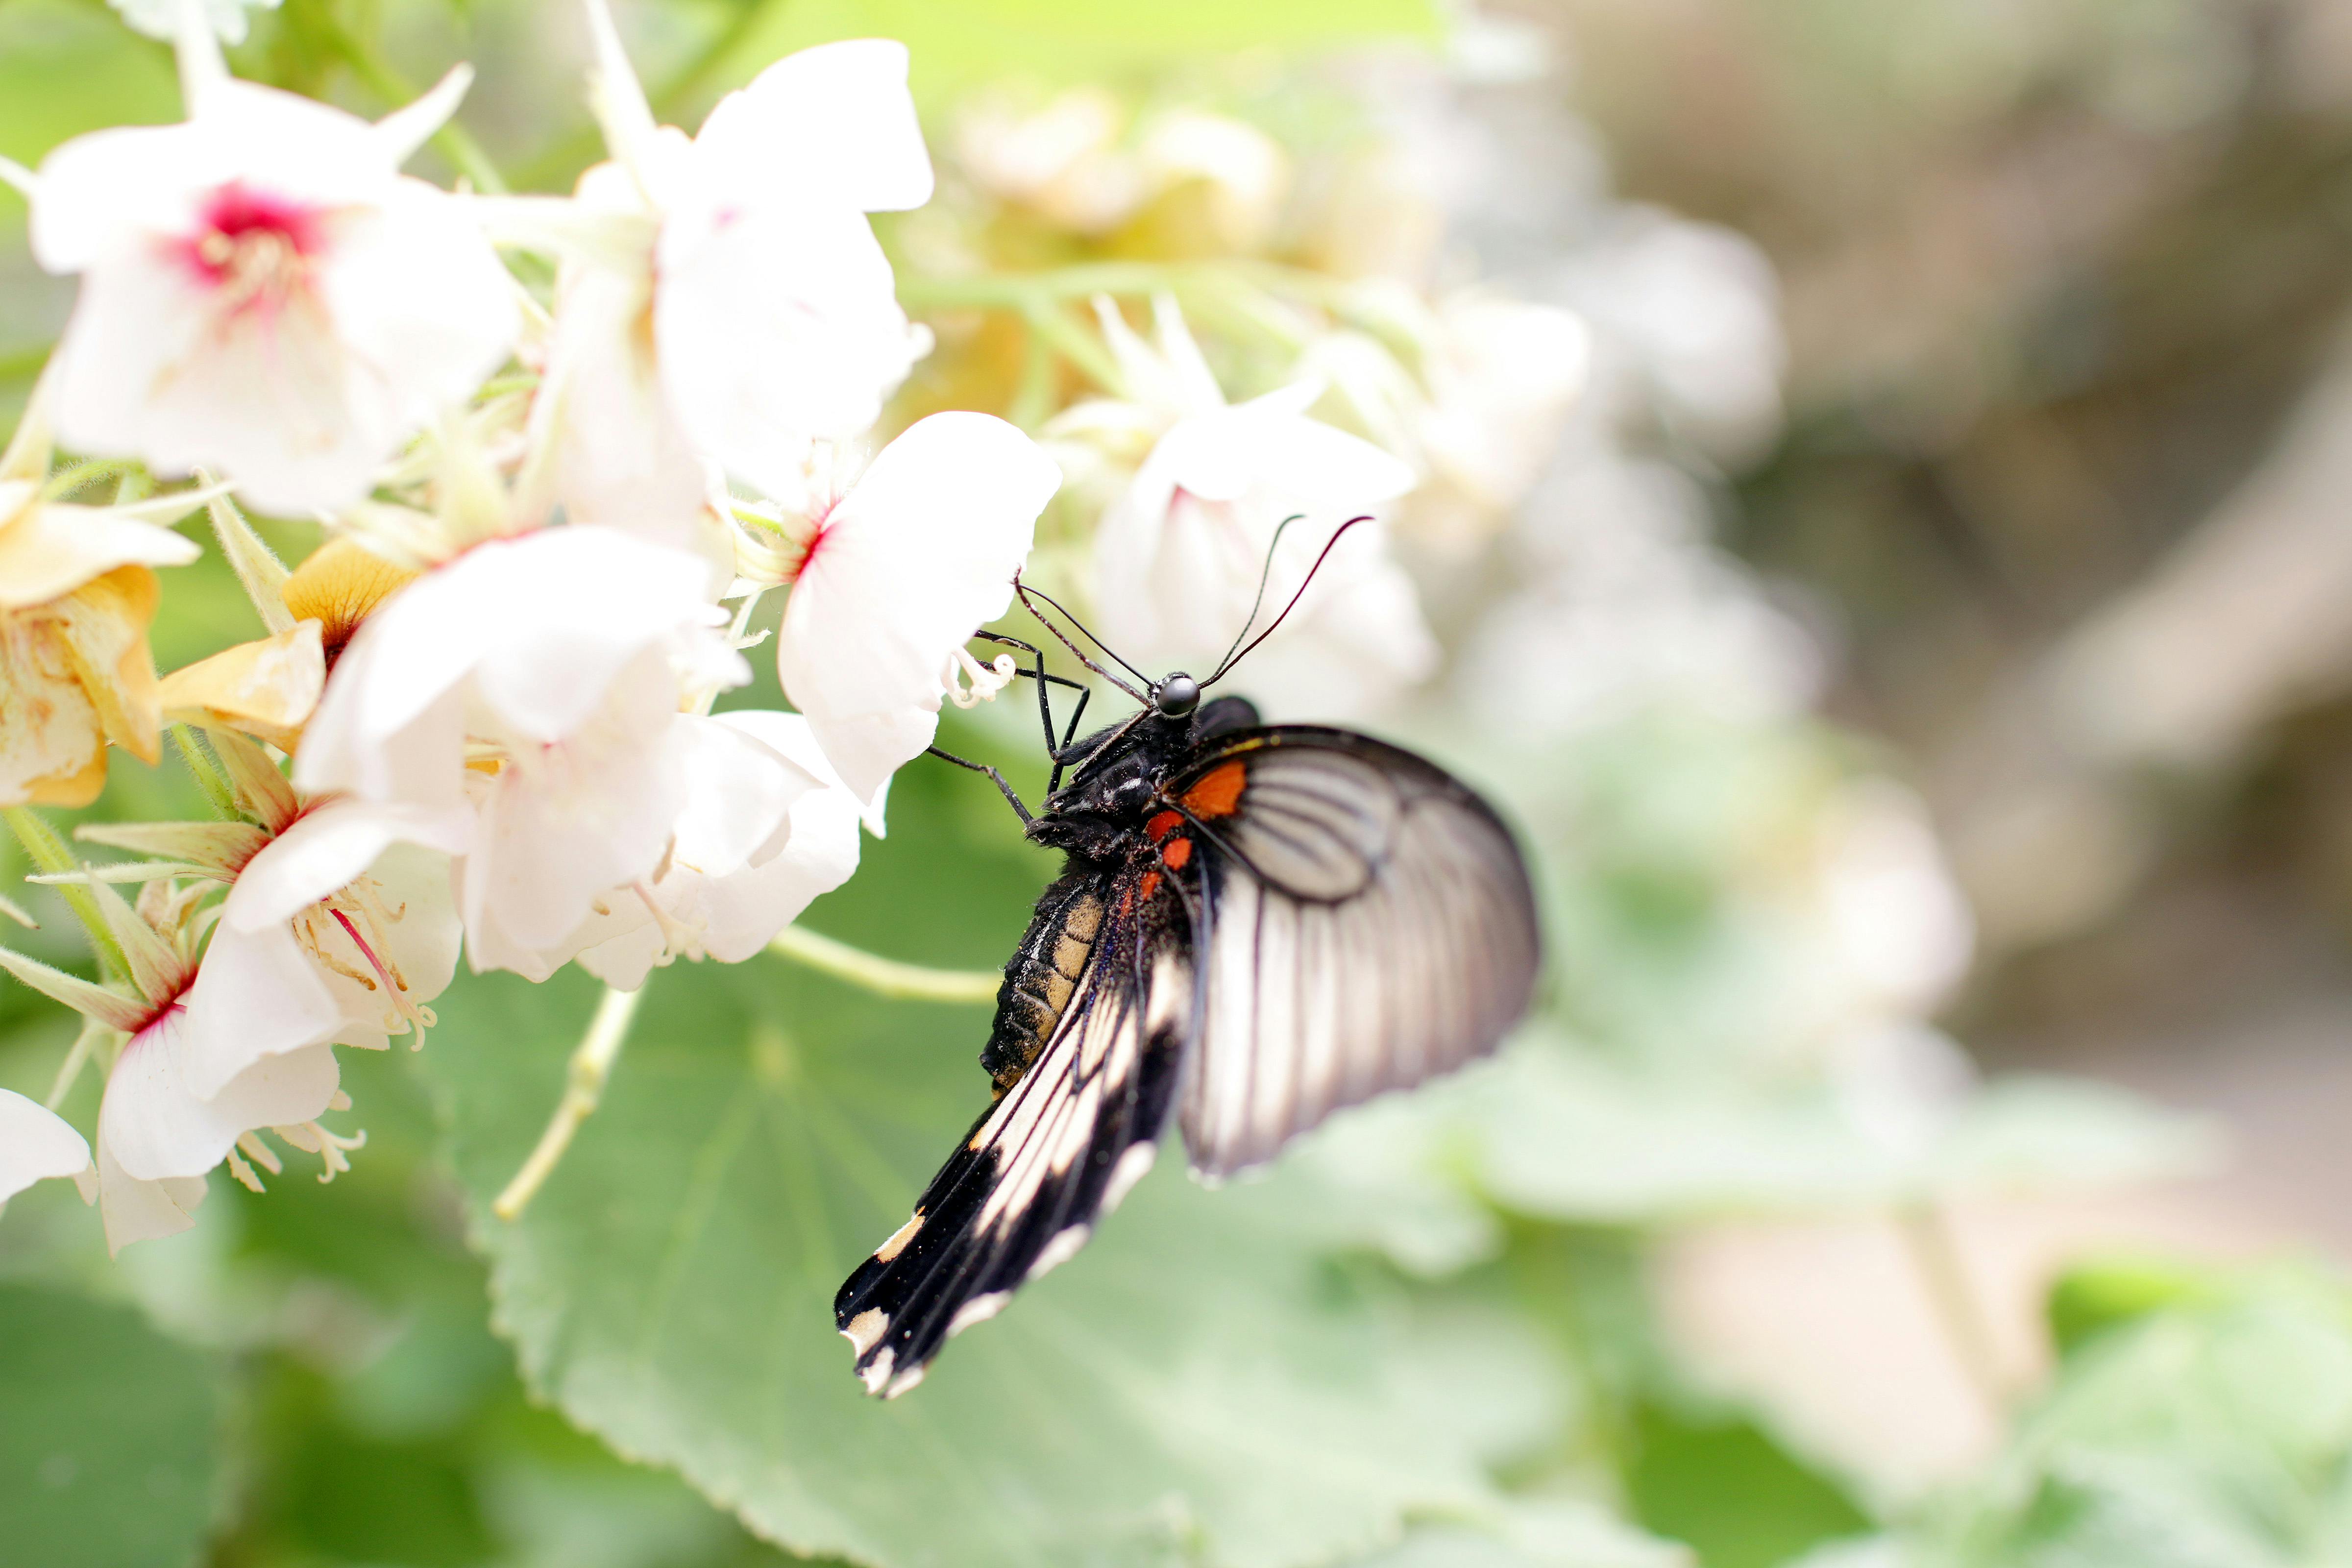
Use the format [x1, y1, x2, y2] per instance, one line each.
[980, 866, 1109, 1090]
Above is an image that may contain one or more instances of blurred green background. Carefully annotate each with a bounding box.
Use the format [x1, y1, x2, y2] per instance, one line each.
[12, 2, 2352, 1567]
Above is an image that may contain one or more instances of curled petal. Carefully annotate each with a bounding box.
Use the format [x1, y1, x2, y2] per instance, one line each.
[221, 795, 469, 931]
[160, 620, 325, 749]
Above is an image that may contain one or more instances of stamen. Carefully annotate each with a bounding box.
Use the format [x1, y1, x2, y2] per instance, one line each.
[236, 1130, 285, 1177]
[274, 1120, 367, 1182]
[946, 648, 1019, 709]
[225, 1146, 265, 1193]
[634, 882, 706, 965]
[328, 906, 433, 1047]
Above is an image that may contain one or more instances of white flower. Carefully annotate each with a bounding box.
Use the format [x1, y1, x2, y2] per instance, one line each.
[6, 8, 517, 514]
[109, 0, 279, 45]
[77, 718, 465, 1098]
[294, 525, 748, 972]
[749, 412, 1061, 811]
[525, 711, 864, 989]
[1077, 299, 1431, 714]
[0, 876, 355, 1253]
[509, 9, 933, 522]
[0, 1088, 93, 1205]
[1411, 293, 1589, 514]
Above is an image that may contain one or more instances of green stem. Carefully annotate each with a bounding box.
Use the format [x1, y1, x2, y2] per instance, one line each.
[3, 807, 129, 982]
[493, 984, 643, 1219]
[767, 925, 1000, 1004]
[169, 725, 239, 820]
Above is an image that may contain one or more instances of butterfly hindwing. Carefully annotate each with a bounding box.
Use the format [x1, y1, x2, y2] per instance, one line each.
[1162, 727, 1541, 1178]
[833, 869, 1191, 1396]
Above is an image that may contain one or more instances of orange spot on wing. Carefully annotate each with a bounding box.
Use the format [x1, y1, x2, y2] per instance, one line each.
[1145, 809, 1183, 843]
[1161, 837, 1192, 870]
[1137, 870, 1163, 904]
[1180, 760, 1247, 819]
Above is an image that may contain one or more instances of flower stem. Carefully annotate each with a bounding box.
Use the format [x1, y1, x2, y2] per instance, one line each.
[3, 807, 129, 983]
[767, 925, 1000, 1004]
[492, 984, 644, 1220]
[1019, 300, 1126, 395]
[1898, 1200, 2009, 1415]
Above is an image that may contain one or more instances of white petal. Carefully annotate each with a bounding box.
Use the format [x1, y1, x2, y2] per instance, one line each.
[538, 258, 714, 561]
[668, 711, 817, 877]
[222, 796, 470, 931]
[655, 202, 930, 480]
[372, 63, 474, 169]
[776, 413, 1060, 805]
[576, 710, 859, 989]
[176, 918, 343, 1100]
[97, 1139, 206, 1256]
[100, 1009, 337, 1183]
[0, 1087, 92, 1202]
[689, 40, 931, 214]
[295, 527, 731, 807]
[459, 684, 689, 964]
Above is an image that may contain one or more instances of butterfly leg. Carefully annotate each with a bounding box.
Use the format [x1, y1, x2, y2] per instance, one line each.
[972, 629, 1093, 791]
[925, 746, 1034, 825]
[971, 631, 1087, 760]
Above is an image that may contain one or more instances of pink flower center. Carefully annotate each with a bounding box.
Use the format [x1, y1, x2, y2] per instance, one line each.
[174, 182, 327, 315]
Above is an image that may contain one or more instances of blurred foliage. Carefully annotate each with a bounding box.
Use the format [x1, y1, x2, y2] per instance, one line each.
[0, 1283, 227, 1568]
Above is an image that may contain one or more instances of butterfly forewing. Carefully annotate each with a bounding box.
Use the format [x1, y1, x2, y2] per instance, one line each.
[1164, 728, 1541, 1179]
[832, 871, 1188, 1397]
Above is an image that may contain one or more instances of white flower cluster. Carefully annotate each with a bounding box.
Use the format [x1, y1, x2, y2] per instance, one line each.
[0, 0, 1067, 1250]
[0, 1, 1597, 1252]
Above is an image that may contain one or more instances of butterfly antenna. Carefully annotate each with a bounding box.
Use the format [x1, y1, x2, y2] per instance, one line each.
[1203, 515, 1372, 687]
[1013, 573, 1150, 699]
[1209, 514, 1306, 680]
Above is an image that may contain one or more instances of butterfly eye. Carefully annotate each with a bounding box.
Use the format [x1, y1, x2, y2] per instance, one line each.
[1153, 673, 1200, 717]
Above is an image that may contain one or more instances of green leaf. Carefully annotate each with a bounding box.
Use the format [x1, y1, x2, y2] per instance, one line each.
[0, 1284, 227, 1568]
[1916, 1266, 2352, 1568]
[1353, 1498, 1690, 1568]
[423, 961, 1541, 1568]
[414, 766, 1564, 1568]
[1624, 1399, 1870, 1568]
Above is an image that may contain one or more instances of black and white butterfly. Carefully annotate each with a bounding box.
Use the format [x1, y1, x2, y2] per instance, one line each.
[834, 522, 1542, 1397]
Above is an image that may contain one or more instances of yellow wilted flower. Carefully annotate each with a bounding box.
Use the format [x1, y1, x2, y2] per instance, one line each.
[0, 372, 218, 806]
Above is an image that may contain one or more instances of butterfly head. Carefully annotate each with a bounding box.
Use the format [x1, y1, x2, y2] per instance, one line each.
[1151, 673, 1200, 718]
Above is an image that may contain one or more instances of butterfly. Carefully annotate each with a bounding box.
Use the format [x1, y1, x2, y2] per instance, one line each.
[834, 519, 1542, 1397]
